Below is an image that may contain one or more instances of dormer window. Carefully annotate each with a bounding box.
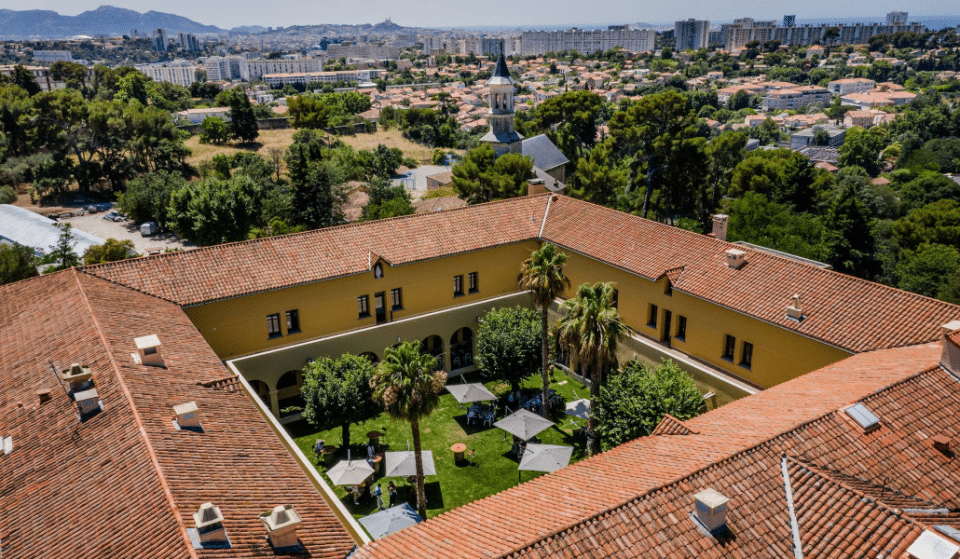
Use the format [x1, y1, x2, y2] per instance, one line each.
[374, 262, 384, 279]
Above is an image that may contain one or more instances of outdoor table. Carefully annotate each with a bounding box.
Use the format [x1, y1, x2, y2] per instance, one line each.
[322, 446, 338, 464]
[451, 443, 467, 463]
[371, 452, 384, 475]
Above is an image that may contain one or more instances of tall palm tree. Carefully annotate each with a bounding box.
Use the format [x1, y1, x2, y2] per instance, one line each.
[553, 282, 629, 455]
[370, 341, 447, 519]
[518, 243, 570, 419]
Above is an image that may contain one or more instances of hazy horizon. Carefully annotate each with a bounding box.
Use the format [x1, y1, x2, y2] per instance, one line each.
[1, 1, 955, 31]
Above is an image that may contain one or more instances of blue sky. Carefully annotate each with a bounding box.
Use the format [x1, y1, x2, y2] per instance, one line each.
[6, 0, 954, 30]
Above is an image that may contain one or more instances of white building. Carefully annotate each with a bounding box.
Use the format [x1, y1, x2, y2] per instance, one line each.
[674, 19, 710, 51]
[261, 69, 381, 88]
[422, 35, 448, 55]
[722, 18, 923, 50]
[886, 11, 908, 25]
[827, 78, 876, 96]
[0, 204, 105, 258]
[520, 28, 656, 56]
[240, 58, 324, 82]
[325, 43, 400, 60]
[761, 85, 831, 111]
[153, 28, 169, 51]
[174, 107, 231, 124]
[136, 60, 197, 87]
[32, 50, 73, 64]
[204, 56, 242, 82]
[177, 32, 200, 52]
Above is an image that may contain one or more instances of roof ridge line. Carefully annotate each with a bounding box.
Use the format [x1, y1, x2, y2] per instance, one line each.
[791, 458, 935, 509]
[780, 455, 805, 559]
[538, 193, 553, 238]
[70, 269, 199, 559]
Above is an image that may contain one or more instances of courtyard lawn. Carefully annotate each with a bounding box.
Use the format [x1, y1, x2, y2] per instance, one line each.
[287, 369, 589, 523]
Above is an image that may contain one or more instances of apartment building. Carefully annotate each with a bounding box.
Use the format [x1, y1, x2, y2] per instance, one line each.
[325, 43, 400, 60]
[135, 60, 197, 87]
[827, 77, 876, 95]
[204, 55, 243, 81]
[674, 19, 711, 51]
[240, 57, 324, 81]
[520, 28, 657, 56]
[262, 69, 381, 88]
[761, 85, 831, 111]
[722, 17, 924, 50]
[32, 50, 73, 64]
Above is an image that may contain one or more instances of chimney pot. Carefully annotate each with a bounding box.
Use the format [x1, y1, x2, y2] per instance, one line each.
[932, 435, 951, 454]
[134, 335, 165, 368]
[712, 214, 729, 241]
[194, 502, 227, 545]
[37, 388, 52, 405]
[787, 294, 803, 320]
[260, 505, 303, 549]
[724, 248, 747, 269]
[692, 488, 730, 536]
[173, 401, 202, 431]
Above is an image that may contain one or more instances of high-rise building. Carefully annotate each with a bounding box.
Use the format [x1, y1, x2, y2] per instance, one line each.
[520, 28, 656, 56]
[886, 11, 908, 25]
[783, 15, 796, 27]
[152, 28, 168, 51]
[674, 19, 710, 52]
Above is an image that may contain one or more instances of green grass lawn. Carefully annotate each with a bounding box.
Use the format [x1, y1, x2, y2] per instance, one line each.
[286, 369, 589, 526]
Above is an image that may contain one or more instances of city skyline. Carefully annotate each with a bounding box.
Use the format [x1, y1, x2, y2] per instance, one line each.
[0, 0, 949, 31]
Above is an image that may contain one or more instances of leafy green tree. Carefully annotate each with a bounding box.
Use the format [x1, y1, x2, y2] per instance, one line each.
[475, 305, 541, 395]
[726, 89, 752, 110]
[361, 178, 414, 221]
[594, 359, 704, 451]
[0, 242, 38, 285]
[894, 199, 960, 252]
[0, 185, 16, 204]
[553, 282, 629, 455]
[49, 61, 89, 91]
[701, 132, 747, 224]
[451, 144, 533, 204]
[221, 87, 259, 142]
[284, 129, 328, 186]
[11, 65, 41, 96]
[838, 127, 883, 176]
[199, 116, 230, 145]
[898, 171, 960, 213]
[812, 127, 830, 147]
[727, 192, 826, 260]
[291, 161, 347, 229]
[117, 170, 185, 226]
[83, 239, 135, 265]
[288, 94, 333, 128]
[518, 243, 570, 418]
[43, 223, 81, 271]
[729, 149, 826, 212]
[533, 90, 604, 154]
[370, 341, 447, 519]
[302, 354, 380, 450]
[167, 176, 262, 245]
[570, 139, 628, 207]
[113, 71, 150, 105]
[822, 182, 880, 278]
[0, 84, 36, 156]
[747, 118, 781, 146]
[896, 244, 960, 299]
[371, 144, 404, 178]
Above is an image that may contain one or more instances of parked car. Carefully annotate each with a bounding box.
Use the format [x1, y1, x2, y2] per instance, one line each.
[140, 222, 158, 236]
[103, 211, 119, 221]
[96, 203, 112, 212]
[85, 205, 98, 213]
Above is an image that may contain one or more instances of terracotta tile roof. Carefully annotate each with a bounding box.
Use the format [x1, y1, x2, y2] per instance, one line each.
[540, 196, 960, 352]
[0, 270, 357, 558]
[83, 196, 549, 306]
[356, 342, 956, 559]
[649, 413, 697, 435]
[83, 195, 959, 353]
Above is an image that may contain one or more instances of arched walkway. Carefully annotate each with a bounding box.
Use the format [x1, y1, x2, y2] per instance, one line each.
[276, 370, 304, 418]
[249, 379, 270, 406]
[450, 327, 474, 370]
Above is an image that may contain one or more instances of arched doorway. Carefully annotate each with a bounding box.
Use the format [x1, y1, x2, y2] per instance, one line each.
[450, 327, 474, 370]
[421, 335, 444, 371]
[276, 370, 304, 418]
[249, 379, 270, 406]
[359, 351, 380, 365]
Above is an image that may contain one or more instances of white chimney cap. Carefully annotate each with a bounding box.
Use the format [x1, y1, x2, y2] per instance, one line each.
[724, 248, 746, 258]
[261, 505, 302, 532]
[135, 335, 162, 350]
[694, 488, 729, 510]
[194, 502, 224, 529]
[173, 401, 199, 416]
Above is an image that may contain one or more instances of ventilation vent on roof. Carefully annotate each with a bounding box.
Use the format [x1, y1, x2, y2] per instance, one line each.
[2, 436, 12, 455]
[190, 502, 230, 549]
[786, 295, 803, 321]
[845, 403, 880, 433]
[907, 530, 960, 559]
[61, 363, 92, 390]
[173, 401, 203, 432]
[691, 488, 730, 537]
[133, 335, 165, 368]
[724, 249, 746, 269]
[73, 386, 102, 419]
[260, 505, 303, 550]
[932, 435, 952, 455]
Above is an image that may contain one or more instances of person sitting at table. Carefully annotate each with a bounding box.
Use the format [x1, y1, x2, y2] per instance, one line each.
[367, 443, 376, 458]
[388, 481, 398, 507]
[313, 439, 325, 461]
[350, 484, 360, 505]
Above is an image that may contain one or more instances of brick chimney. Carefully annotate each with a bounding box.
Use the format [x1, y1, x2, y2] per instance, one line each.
[712, 214, 729, 241]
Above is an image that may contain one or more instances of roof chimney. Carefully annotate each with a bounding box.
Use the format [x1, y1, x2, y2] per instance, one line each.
[940, 323, 960, 379]
[907, 530, 960, 559]
[724, 248, 747, 269]
[73, 386, 102, 418]
[193, 502, 228, 546]
[173, 401, 202, 431]
[692, 488, 730, 536]
[37, 388, 52, 406]
[260, 505, 303, 549]
[712, 214, 728, 241]
[786, 295, 803, 320]
[932, 435, 951, 455]
[134, 335, 165, 368]
[61, 363, 92, 390]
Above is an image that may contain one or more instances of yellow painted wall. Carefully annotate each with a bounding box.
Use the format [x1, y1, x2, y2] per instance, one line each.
[184, 241, 540, 360]
[558, 251, 852, 388]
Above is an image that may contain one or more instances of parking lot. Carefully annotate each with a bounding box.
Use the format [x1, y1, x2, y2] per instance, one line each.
[62, 211, 193, 255]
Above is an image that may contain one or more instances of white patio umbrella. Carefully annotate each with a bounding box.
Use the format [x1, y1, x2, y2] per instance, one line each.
[519, 443, 574, 473]
[565, 399, 591, 420]
[384, 450, 437, 477]
[359, 503, 423, 540]
[494, 408, 555, 441]
[446, 383, 497, 404]
[326, 452, 375, 486]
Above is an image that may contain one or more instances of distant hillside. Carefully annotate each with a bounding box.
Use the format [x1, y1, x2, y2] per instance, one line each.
[0, 5, 224, 39]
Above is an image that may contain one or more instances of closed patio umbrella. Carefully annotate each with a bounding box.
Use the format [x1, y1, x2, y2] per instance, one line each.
[494, 408, 554, 441]
[359, 503, 423, 540]
[446, 383, 497, 404]
[383, 450, 436, 478]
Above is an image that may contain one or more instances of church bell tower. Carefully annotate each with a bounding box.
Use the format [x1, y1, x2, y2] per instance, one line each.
[480, 44, 523, 155]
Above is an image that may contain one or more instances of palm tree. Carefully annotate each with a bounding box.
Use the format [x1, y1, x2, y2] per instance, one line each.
[370, 341, 447, 519]
[518, 243, 570, 419]
[553, 282, 629, 455]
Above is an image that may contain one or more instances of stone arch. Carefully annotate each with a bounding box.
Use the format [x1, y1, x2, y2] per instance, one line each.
[276, 370, 304, 418]
[277, 370, 299, 391]
[450, 327, 474, 370]
[249, 379, 270, 405]
[421, 335, 444, 371]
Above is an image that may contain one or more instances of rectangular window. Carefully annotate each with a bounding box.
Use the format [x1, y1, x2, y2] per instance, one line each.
[676, 315, 687, 340]
[267, 313, 282, 338]
[454, 275, 464, 296]
[468, 272, 479, 293]
[665, 282, 673, 296]
[647, 304, 658, 328]
[740, 342, 754, 369]
[357, 295, 370, 318]
[285, 309, 300, 334]
[391, 288, 403, 310]
[722, 334, 736, 361]
[611, 288, 619, 309]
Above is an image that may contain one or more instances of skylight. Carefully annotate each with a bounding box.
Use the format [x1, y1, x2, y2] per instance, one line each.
[845, 403, 880, 432]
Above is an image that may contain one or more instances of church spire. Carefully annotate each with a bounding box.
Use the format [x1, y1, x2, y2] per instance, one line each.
[479, 50, 523, 155]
